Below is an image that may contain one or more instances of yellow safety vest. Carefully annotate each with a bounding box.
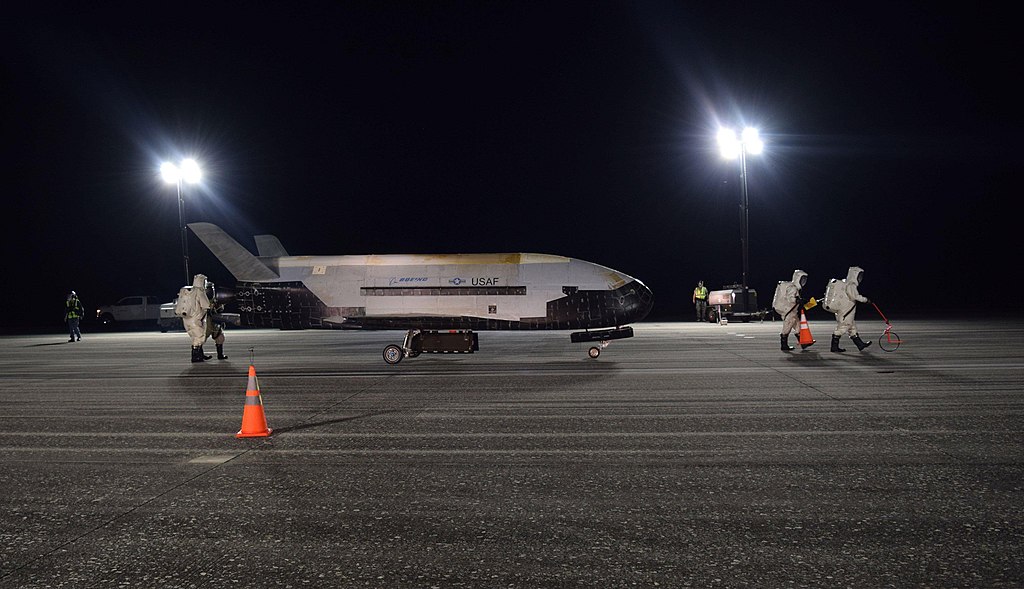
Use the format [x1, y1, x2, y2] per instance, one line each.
[65, 298, 84, 319]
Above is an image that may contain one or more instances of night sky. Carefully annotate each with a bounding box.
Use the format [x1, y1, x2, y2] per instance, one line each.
[2, 3, 1018, 333]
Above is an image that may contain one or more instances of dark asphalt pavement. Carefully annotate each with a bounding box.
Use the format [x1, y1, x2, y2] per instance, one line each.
[1, 319, 1022, 587]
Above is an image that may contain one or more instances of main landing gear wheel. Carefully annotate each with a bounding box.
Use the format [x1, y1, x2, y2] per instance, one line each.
[383, 344, 404, 365]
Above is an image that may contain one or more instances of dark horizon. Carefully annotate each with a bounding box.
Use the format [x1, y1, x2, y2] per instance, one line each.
[2, 3, 1019, 334]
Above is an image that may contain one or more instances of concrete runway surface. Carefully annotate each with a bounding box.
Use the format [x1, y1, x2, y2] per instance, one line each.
[1, 318, 1022, 587]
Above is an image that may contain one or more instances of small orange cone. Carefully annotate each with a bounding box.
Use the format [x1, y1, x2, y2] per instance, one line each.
[798, 310, 816, 349]
[236, 365, 272, 438]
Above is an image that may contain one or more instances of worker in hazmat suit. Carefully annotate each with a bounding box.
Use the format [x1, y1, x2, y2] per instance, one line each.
[772, 269, 810, 351]
[175, 274, 213, 362]
[204, 286, 229, 360]
[823, 266, 872, 352]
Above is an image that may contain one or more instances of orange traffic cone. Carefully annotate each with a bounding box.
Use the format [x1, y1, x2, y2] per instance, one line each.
[236, 365, 272, 438]
[798, 310, 816, 349]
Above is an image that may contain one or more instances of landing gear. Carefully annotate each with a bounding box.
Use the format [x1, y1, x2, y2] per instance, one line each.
[572, 327, 633, 359]
[587, 343, 608, 359]
[382, 330, 479, 365]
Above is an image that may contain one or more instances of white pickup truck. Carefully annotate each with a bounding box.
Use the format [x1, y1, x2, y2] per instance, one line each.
[96, 296, 162, 329]
[158, 301, 184, 332]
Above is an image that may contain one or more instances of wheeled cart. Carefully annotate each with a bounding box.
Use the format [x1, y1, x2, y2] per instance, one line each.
[383, 330, 479, 364]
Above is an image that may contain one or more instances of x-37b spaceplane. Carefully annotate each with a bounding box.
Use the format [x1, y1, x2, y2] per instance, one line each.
[189, 222, 653, 364]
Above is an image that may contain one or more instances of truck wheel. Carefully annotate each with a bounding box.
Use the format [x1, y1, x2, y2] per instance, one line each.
[383, 345, 404, 365]
[99, 314, 116, 329]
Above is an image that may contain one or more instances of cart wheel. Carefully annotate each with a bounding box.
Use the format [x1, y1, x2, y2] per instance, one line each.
[878, 329, 901, 352]
[588, 346, 601, 359]
[707, 308, 718, 323]
[383, 344, 404, 364]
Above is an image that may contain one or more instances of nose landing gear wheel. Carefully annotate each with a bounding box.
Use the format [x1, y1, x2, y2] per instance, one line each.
[588, 346, 601, 359]
[383, 344, 404, 365]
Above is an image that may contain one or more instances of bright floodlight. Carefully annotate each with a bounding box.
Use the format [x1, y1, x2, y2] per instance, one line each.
[160, 162, 180, 184]
[717, 128, 741, 160]
[180, 158, 202, 184]
[742, 127, 764, 155]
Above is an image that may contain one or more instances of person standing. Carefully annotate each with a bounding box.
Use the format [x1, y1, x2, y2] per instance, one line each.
[692, 280, 708, 322]
[205, 296, 229, 360]
[772, 270, 810, 351]
[824, 266, 872, 352]
[64, 290, 84, 342]
[175, 274, 214, 362]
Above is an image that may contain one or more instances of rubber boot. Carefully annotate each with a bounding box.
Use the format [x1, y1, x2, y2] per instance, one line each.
[851, 335, 872, 351]
[199, 345, 213, 360]
[216, 344, 228, 360]
[830, 334, 845, 353]
[780, 334, 794, 351]
[191, 346, 206, 363]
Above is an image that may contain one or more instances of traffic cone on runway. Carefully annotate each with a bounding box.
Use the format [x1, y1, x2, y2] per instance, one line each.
[798, 310, 816, 349]
[236, 365, 272, 438]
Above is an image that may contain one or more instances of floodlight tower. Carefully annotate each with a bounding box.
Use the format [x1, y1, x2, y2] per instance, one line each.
[161, 158, 202, 285]
[717, 127, 763, 312]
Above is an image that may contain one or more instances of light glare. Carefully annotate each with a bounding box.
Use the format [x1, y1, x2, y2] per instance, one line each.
[160, 162, 180, 184]
[742, 127, 764, 155]
[180, 159, 202, 183]
[717, 126, 764, 157]
[717, 128, 740, 159]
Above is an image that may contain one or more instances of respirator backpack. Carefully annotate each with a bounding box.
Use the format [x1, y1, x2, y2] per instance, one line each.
[771, 281, 790, 316]
[173, 286, 194, 318]
[822, 278, 849, 313]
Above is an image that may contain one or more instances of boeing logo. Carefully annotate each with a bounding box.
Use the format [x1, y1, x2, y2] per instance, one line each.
[389, 277, 429, 286]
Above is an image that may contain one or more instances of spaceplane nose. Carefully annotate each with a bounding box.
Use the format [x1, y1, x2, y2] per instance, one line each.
[621, 279, 653, 324]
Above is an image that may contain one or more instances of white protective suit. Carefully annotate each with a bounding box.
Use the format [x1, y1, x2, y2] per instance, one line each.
[828, 266, 869, 336]
[772, 270, 808, 336]
[176, 274, 212, 347]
